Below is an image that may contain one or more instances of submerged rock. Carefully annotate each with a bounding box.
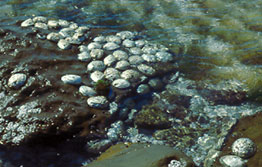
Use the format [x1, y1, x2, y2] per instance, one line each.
[8, 73, 27, 89]
[87, 96, 109, 108]
[112, 79, 131, 89]
[79, 86, 97, 97]
[21, 18, 34, 27]
[219, 155, 247, 167]
[232, 138, 256, 159]
[103, 42, 120, 51]
[57, 39, 71, 50]
[61, 74, 82, 85]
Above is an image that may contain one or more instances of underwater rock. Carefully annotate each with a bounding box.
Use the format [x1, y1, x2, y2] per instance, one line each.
[219, 155, 247, 167]
[87, 61, 106, 72]
[112, 79, 131, 89]
[47, 32, 62, 42]
[79, 85, 97, 97]
[90, 71, 105, 82]
[21, 18, 34, 27]
[61, 74, 82, 85]
[103, 42, 120, 51]
[8, 73, 27, 89]
[232, 138, 256, 159]
[87, 96, 109, 108]
[57, 39, 71, 50]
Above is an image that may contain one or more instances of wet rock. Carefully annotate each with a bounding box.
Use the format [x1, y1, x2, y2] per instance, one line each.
[142, 54, 157, 63]
[113, 50, 128, 60]
[137, 64, 156, 76]
[87, 61, 106, 72]
[47, 32, 62, 42]
[86, 139, 112, 154]
[61, 74, 81, 85]
[58, 19, 70, 28]
[134, 105, 171, 129]
[103, 42, 120, 51]
[79, 86, 97, 97]
[106, 35, 121, 44]
[121, 69, 141, 82]
[33, 16, 47, 23]
[156, 51, 173, 62]
[59, 27, 75, 38]
[104, 68, 120, 81]
[87, 96, 109, 108]
[66, 33, 85, 44]
[137, 84, 150, 94]
[116, 31, 135, 40]
[93, 36, 106, 43]
[8, 73, 27, 89]
[87, 143, 195, 167]
[142, 45, 157, 54]
[128, 55, 144, 65]
[122, 39, 135, 48]
[90, 49, 104, 59]
[219, 155, 247, 167]
[104, 54, 117, 66]
[129, 47, 142, 55]
[77, 52, 91, 62]
[90, 71, 105, 82]
[75, 26, 90, 34]
[69, 22, 78, 29]
[148, 78, 163, 90]
[47, 20, 60, 29]
[34, 22, 48, 30]
[115, 60, 130, 71]
[79, 45, 88, 52]
[107, 121, 125, 141]
[57, 39, 71, 50]
[21, 18, 34, 27]
[232, 138, 256, 159]
[135, 39, 146, 48]
[112, 79, 130, 89]
[88, 42, 102, 50]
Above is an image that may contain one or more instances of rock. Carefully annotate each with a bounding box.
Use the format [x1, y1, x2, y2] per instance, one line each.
[103, 42, 120, 51]
[57, 39, 71, 50]
[21, 18, 34, 27]
[69, 22, 78, 29]
[128, 55, 144, 65]
[66, 34, 85, 45]
[107, 121, 125, 141]
[86, 143, 195, 167]
[47, 32, 62, 42]
[148, 78, 163, 90]
[90, 71, 105, 82]
[87, 96, 109, 108]
[137, 84, 150, 94]
[86, 139, 112, 154]
[232, 138, 256, 159]
[93, 36, 106, 43]
[8, 73, 27, 89]
[34, 22, 48, 30]
[104, 68, 120, 81]
[142, 54, 157, 63]
[104, 55, 117, 66]
[122, 39, 135, 48]
[75, 26, 90, 34]
[87, 61, 106, 72]
[219, 155, 247, 167]
[61, 74, 81, 85]
[79, 45, 88, 52]
[116, 31, 135, 40]
[129, 47, 142, 55]
[79, 86, 97, 97]
[155, 51, 173, 62]
[58, 19, 70, 28]
[77, 52, 92, 62]
[90, 49, 104, 59]
[121, 69, 141, 82]
[33, 16, 47, 23]
[115, 60, 130, 71]
[47, 20, 60, 29]
[137, 64, 156, 76]
[113, 50, 128, 60]
[168, 160, 185, 167]
[59, 28, 75, 38]
[106, 35, 121, 44]
[135, 39, 146, 48]
[88, 42, 102, 50]
[142, 45, 157, 54]
[112, 79, 131, 89]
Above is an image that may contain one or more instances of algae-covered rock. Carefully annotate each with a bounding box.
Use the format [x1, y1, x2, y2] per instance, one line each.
[134, 105, 171, 129]
[86, 143, 195, 167]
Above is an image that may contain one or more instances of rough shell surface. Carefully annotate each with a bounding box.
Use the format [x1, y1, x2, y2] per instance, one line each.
[61, 74, 82, 85]
[87, 96, 109, 108]
[112, 79, 131, 89]
[232, 138, 257, 158]
[87, 61, 106, 72]
[8, 73, 27, 89]
[79, 86, 97, 97]
[219, 155, 247, 167]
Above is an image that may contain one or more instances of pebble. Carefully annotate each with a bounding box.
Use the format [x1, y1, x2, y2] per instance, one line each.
[128, 55, 144, 65]
[66, 34, 84, 45]
[69, 23, 78, 29]
[90, 71, 104, 82]
[61, 74, 81, 85]
[75, 26, 90, 34]
[106, 35, 122, 44]
[79, 86, 97, 97]
[112, 79, 131, 89]
[103, 42, 120, 51]
[59, 28, 75, 38]
[88, 42, 102, 50]
[113, 50, 128, 60]
[87, 61, 106, 72]
[155, 51, 173, 62]
[168, 160, 184, 167]
[93, 36, 106, 43]
[57, 39, 71, 50]
[142, 54, 157, 63]
[148, 78, 163, 90]
[142, 45, 157, 54]
[87, 96, 109, 108]
[104, 68, 120, 81]
[33, 16, 47, 23]
[137, 84, 150, 94]
[90, 49, 104, 59]
[104, 55, 117, 67]
[8, 73, 27, 89]
[121, 69, 141, 82]
[34, 22, 48, 30]
[47, 20, 60, 29]
[219, 155, 247, 167]
[21, 18, 34, 27]
[79, 45, 88, 52]
[129, 47, 142, 55]
[232, 138, 256, 158]
[137, 64, 156, 76]
[122, 39, 135, 48]
[115, 60, 130, 71]
[47, 32, 62, 42]
[77, 52, 91, 62]
[135, 39, 146, 48]
[58, 19, 70, 28]
[116, 31, 135, 40]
